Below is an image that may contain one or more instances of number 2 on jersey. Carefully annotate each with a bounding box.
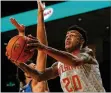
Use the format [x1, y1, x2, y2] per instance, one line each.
[62, 75, 82, 92]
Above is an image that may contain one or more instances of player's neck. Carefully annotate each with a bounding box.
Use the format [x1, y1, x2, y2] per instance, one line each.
[67, 46, 81, 53]
[71, 48, 80, 55]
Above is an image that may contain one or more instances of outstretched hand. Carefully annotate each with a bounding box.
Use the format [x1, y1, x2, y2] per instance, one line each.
[37, 0, 45, 12]
[26, 34, 45, 52]
[10, 18, 25, 35]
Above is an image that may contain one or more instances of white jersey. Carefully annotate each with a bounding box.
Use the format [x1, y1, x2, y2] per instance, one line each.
[58, 61, 105, 92]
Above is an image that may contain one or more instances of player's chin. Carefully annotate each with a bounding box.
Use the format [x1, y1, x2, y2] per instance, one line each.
[65, 45, 71, 50]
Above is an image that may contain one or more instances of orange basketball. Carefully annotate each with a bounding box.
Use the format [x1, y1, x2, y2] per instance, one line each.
[6, 35, 34, 63]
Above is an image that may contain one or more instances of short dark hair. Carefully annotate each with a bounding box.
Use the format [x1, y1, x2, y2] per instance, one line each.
[67, 25, 88, 48]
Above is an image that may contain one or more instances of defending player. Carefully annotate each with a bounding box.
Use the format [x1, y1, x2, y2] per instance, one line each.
[6, 0, 49, 92]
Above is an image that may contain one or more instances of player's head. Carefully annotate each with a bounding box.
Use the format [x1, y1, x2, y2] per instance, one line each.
[65, 25, 87, 52]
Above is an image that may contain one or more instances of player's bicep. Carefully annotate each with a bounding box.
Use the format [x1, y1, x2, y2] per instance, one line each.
[39, 63, 59, 80]
[46, 63, 59, 79]
[50, 62, 59, 79]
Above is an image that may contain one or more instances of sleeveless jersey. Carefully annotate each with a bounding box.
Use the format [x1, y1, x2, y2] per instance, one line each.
[20, 81, 49, 92]
[57, 55, 105, 92]
[20, 81, 32, 92]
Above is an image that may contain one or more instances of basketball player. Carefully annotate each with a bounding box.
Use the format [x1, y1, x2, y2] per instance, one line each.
[13, 24, 106, 92]
[6, 0, 49, 92]
[7, 3, 105, 93]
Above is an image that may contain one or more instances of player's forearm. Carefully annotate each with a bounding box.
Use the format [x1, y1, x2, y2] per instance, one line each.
[17, 63, 42, 81]
[36, 10, 47, 71]
[37, 11, 48, 45]
[41, 45, 81, 66]
[36, 52, 47, 72]
[17, 63, 55, 82]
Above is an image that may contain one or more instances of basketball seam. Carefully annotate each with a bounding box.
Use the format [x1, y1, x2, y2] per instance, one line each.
[10, 36, 20, 60]
[15, 37, 27, 62]
[21, 38, 33, 62]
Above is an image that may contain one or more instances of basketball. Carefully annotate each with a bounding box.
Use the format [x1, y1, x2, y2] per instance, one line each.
[6, 35, 34, 63]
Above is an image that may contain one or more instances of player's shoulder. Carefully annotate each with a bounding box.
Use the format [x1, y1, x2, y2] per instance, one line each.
[81, 46, 98, 64]
[81, 46, 93, 53]
[81, 46, 94, 57]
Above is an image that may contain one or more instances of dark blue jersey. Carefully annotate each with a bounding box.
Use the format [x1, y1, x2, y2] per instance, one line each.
[20, 81, 32, 92]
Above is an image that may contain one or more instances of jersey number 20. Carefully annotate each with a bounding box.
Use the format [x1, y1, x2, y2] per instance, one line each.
[62, 75, 82, 92]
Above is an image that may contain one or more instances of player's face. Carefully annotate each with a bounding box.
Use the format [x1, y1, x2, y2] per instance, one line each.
[24, 63, 36, 79]
[65, 30, 82, 52]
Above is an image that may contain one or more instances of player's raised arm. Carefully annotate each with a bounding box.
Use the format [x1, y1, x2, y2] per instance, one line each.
[27, 37, 97, 67]
[37, 0, 47, 45]
[32, 0, 49, 92]
[14, 62, 58, 82]
[36, 0, 48, 73]
[6, 2, 58, 86]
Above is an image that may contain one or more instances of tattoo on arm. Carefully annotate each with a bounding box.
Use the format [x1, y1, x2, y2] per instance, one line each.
[18, 63, 42, 81]
[78, 53, 97, 65]
[17, 63, 59, 82]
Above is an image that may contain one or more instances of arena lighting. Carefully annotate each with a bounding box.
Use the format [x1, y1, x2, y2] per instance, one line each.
[1, 1, 110, 32]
